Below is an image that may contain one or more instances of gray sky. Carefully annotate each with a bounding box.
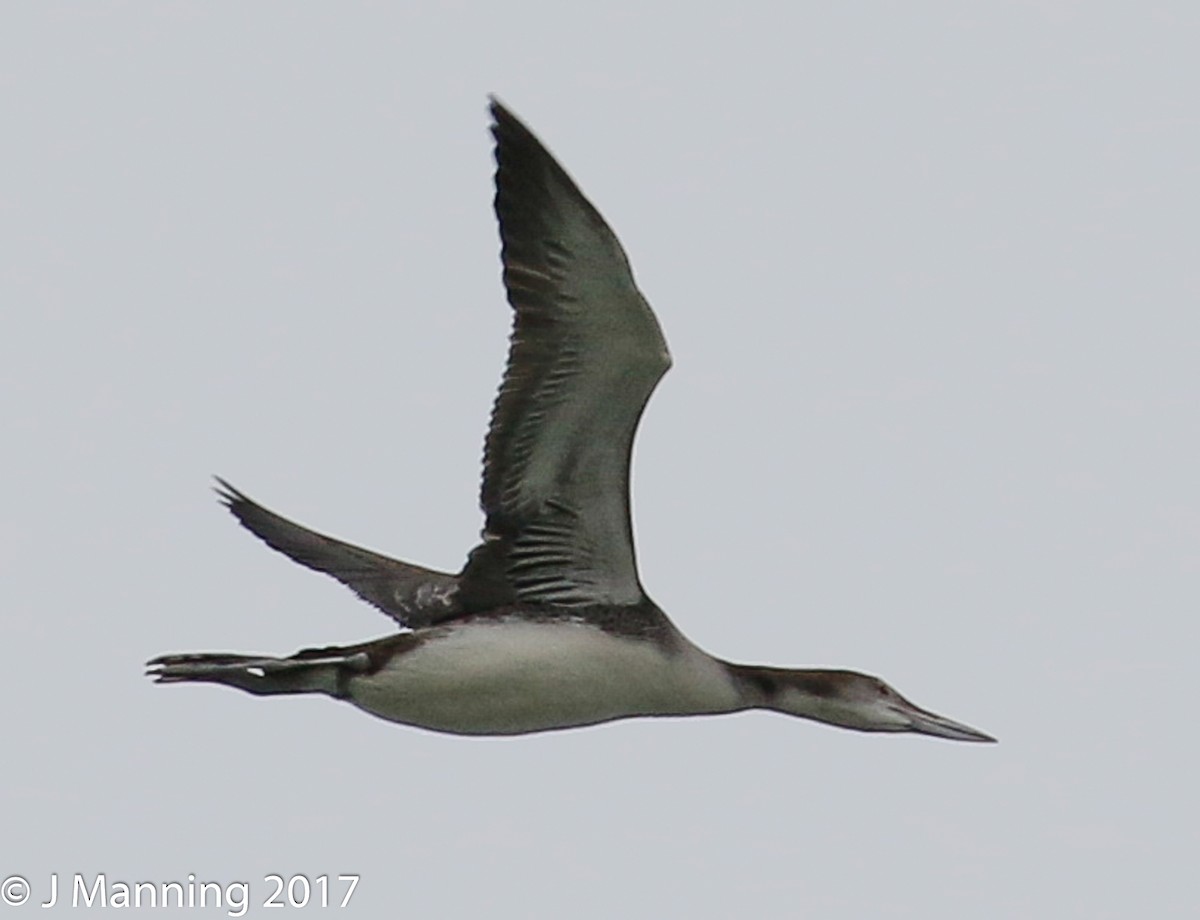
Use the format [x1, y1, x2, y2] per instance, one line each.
[3, 3, 1197, 917]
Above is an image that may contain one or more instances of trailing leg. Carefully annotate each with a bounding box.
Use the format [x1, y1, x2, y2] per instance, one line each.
[146, 649, 371, 698]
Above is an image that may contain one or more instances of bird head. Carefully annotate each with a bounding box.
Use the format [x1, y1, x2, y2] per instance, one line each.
[733, 666, 996, 742]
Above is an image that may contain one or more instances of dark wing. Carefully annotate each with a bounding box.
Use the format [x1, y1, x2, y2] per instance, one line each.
[215, 479, 460, 628]
[460, 100, 671, 609]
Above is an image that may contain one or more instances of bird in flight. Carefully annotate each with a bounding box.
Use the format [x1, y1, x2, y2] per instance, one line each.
[148, 99, 995, 743]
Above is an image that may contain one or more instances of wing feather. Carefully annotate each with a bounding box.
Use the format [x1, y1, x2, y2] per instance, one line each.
[215, 479, 460, 628]
[461, 100, 671, 609]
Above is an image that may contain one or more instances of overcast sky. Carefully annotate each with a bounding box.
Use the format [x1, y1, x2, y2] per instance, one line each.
[3, 3, 1197, 917]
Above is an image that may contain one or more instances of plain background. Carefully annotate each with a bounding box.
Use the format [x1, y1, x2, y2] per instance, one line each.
[3, 3, 1197, 917]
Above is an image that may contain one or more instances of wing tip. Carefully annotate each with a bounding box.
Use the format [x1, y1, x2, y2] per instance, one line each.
[212, 478, 263, 533]
[487, 94, 519, 132]
[488, 96, 542, 166]
[212, 475, 245, 510]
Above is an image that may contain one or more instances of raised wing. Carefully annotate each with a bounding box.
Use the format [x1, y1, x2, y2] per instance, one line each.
[460, 100, 671, 609]
[215, 479, 460, 628]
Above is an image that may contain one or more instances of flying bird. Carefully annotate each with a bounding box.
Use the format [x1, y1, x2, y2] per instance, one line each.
[148, 100, 995, 743]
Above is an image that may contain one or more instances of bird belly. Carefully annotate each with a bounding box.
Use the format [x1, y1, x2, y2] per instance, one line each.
[345, 618, 739, 735]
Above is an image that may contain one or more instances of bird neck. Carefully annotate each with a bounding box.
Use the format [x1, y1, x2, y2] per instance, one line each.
[722, 663, 884, 730]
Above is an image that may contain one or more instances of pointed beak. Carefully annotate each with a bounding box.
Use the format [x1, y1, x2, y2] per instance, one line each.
[900, 702, 997, 743]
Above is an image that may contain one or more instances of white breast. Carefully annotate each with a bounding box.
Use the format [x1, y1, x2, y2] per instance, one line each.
[345, 618, 742, 735]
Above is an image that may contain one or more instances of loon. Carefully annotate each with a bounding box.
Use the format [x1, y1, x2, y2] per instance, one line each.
[147, 99, 995, 743]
